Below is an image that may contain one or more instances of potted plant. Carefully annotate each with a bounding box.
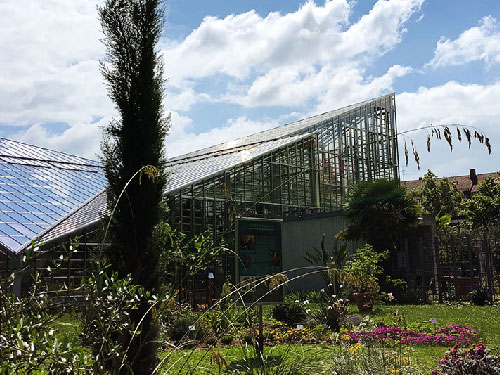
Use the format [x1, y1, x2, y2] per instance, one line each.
[343, 244, 388, 312]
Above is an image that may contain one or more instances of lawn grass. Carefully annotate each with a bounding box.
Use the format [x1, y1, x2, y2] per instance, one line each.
[159, 344, 336, 374]
[156, 303, 500, 374]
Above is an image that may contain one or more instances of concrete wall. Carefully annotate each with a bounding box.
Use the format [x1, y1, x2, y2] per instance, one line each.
[281, 211, 360, 291]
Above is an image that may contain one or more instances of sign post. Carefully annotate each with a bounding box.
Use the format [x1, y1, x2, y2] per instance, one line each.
[236, 218, 284, 355]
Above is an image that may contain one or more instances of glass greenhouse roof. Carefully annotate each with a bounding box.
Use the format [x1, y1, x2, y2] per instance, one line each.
[0, 138, 107, 253]
[169, 93, 394, 163]
[165, 133, 313, 193]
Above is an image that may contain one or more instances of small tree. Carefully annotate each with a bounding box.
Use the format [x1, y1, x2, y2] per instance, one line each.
[338, 178, 421, 254]
[98, 0, 168, 372]
[414, 170, 463, 219]
[464, 174, 500, 231]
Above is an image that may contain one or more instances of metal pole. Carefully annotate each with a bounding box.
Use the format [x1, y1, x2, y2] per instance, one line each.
[257, 304, 264, 356]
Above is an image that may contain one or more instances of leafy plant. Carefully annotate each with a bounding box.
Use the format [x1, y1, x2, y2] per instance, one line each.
[272, 301, 307, 326]
[330, 342, 422, 375]
[343, 244, 388, 293]
[463, 174, 500, 230]
[0, 270, 88, 374]
[305, 235, 348, 296]
[469, 288, 492, 306]
[413, 169, 463, 219]
[324, 296, 349, 332]
[339, 178, 421, 255]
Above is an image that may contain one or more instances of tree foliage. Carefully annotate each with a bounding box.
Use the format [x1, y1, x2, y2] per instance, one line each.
[98, 0, 168, 372]
[463, 174, 500, 230]
[339, 178, 421, 254]
[414, 170, 463, 219]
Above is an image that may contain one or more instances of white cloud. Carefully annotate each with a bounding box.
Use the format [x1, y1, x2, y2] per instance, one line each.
[0, 0, 424, 163]
[163, 0, 424, 96]
[314, 64, 412, 112]
[397, 81, 500, 179]
[11, 118, 107, 160]
[165, 114, 280, 157]
[0, 0, 111, 127]
[427, 16, 500, 69]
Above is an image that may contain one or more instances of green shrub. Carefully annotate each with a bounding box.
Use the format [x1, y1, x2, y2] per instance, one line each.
[469, 288, 491, 306]
[272, 302, 307, 325]
[242, 331, 254, 345]
[168, 314, 197, 342]
[220, 335, 234, 345]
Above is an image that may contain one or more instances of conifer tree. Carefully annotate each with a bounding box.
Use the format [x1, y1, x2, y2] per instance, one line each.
[99, 0, 167, 372]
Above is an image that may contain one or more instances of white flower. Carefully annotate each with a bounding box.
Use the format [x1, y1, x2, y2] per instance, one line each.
[16, 349, 22, 356]
[320, 288, 325, 292]
[34, 246, 39, 252]
[306, 309, 311, 313]
[48, 329, 54, 336]
[59, 255, 64, 260]
[294, 300, 299, 303]
[303, 300, 309, 304]
[46, 266, 51, 272]
[69, 245, 73, 251]
[327, 306, 333, 310]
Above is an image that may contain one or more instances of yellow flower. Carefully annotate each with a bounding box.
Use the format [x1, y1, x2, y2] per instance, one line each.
[348, 343, 361, 355]
[391, 370, 400, 374]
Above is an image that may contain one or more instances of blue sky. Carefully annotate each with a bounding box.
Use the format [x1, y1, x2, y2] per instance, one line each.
[0, 0, 499, 180]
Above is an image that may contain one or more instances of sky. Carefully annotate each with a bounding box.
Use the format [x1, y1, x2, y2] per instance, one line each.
[0, 0, 499, 180]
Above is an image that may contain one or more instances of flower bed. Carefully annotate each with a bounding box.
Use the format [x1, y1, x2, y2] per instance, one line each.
[343, 324, 479, 346]
[432, 343, 500, 374]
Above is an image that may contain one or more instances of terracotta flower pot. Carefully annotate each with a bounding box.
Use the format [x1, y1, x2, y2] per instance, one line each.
[353, 292, 376, 312]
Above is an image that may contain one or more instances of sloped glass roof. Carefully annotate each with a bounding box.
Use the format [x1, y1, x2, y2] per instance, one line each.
[165, 133, 313, 193]
[169, 93, 394, 163]
[0, 138, 107, 253]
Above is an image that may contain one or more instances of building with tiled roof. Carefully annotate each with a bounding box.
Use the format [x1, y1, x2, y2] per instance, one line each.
[402, 169, 499, 199]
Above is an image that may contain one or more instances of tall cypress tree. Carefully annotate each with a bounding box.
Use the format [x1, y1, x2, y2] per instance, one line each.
[99, 0, 167, 372]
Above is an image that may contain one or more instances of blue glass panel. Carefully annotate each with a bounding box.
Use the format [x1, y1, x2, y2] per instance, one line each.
[0, 236, 21, 249]
[0, 223, 22, 236]
[3, 202, 25, 212]
[2, 211, 25, 222]
[0, 212, 13, 222]
[9, 223, 37, 237]
[25, 224, 44, 233]
[21, 213, 46, 224]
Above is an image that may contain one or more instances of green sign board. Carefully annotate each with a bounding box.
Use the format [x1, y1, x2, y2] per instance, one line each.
[236, 218, 284, 304]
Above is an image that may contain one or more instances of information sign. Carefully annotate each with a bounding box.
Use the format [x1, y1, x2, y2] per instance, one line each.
[236, 218, 284, 304]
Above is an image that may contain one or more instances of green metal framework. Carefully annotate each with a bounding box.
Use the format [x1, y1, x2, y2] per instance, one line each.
[167, 93, 398, 244]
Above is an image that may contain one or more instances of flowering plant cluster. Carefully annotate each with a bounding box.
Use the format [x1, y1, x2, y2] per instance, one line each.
[432, 343, 500, 374]
[343, 324, 479, 346]
[324, 297, 349, 331]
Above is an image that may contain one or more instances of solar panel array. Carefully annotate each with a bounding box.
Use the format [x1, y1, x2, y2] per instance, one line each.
[0, 138, 107, 253]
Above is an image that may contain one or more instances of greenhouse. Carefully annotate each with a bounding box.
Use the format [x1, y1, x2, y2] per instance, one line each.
[0, 93, 399, 295]
[166, 92, 399, 239]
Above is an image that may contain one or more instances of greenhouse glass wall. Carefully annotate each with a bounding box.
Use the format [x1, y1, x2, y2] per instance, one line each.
[166, 93, 399, 242]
